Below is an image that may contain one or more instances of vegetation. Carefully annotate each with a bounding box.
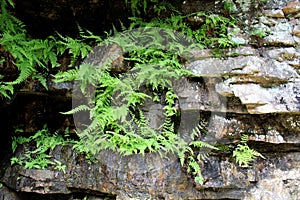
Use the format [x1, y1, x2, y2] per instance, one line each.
[0, 0, 94, 98]
[1, 0, 263, 185]
[11, 125, 69, 171]
[233, 135, 265, 167]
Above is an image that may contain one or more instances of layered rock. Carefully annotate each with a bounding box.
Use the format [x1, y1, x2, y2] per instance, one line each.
[1, 0, 300, 199]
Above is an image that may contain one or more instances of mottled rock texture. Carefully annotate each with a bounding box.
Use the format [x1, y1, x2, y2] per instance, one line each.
[1, 0, 300, 199]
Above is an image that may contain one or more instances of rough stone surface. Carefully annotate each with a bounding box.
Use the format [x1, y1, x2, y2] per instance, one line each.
[2, 146, 300, 199]
[185, 50, 300, 114]
[0, 185, 21, 200]
[1, 0, 300, 199]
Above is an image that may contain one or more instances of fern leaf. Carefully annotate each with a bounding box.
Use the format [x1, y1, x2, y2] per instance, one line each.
[0, 83, 14, 99]
[60, 104, 90, 115]
[11, 62, 35, 85]
[190, 141, 218, 150]
[54, 68, 79, 83]
[32, 73, 48, 89]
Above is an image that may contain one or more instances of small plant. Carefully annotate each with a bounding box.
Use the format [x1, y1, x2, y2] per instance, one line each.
[178, 122, 219, 184]
[251, 28, 269, 39]
[233, 134, 264, 167]
[0, 0, 96, 99]
[53, 160, 66, 173]
[223, 1, 237, 14]
[55, 26, 192, 157]
[125, 0, 151, 16]
[11, 126, 71, 171]
[129, 11, 237, 49]
[10, 157, 24, 166]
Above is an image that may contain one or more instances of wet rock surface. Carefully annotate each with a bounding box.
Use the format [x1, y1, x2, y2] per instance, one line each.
[1, 0, 300, 199]
[2, 146, 300, 199]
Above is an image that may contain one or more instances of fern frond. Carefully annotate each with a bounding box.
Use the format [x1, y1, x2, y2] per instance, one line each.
[54, 68, 79, 83]
[0, 82, 14, 99]
[60, 104, 90, 115]
[190, 121, 207, 140]
[233, 134, 265, 167]
[240, 134, 249, 144]
[32, 73, 48, 89]
[56, 33, 92, 65]
[11, 62, 35, 85]
[190, 141, 218, 150]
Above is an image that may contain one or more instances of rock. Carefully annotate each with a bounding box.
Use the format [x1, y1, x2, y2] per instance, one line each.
[264, 9, 285, 18]
[228, 28, 250, 45]
[185, 50, 300, 114]
[2, 0, 300, 199]
[282, 1, 300, 15]
[197, 113, 300, 145]
[265, 47, 299, 61]
[293, 24, 300, 37]
[0, 184, 21, 200]
[244, 153, 300, 200]
[264, 31, 295, 47]
[258, 16, 280, 26]
[2, 145, 300, 199]
[224, 80, 300, 114]
[264, 0, 289, 10]
[187, 54, 298, 83]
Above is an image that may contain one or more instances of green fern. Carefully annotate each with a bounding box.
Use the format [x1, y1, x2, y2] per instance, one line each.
[56, 33, 92, 65]
[233, 135, 264, 167]
[0, 2, 98, 98]
[0, 0, 25, 35]
[53, 68, 79, 83]
[0, 82, 14, 99]
[60, 104, 91, 115]
[178, 122, 219, 184]
[11, 126, 73, 171]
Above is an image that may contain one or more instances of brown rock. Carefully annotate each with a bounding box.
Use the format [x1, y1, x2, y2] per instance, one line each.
[293, 26, 300, 37]
[264, 9, 285, 18]
[282, 1, 300, 15]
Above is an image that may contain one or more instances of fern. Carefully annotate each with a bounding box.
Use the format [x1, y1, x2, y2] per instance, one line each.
[56, 33, 92, 65]
[0, 2, 98, 99]
[53, 68, 79, 83]
[0, 82, 14, 99]
[178, 122, 219, 184]
[125, 0, 159, 16]
[0, 0, 25, 35]
[60, 104, 91, 115]
[233, 135, 264, 167]
[11, 126, 73, 171]
[55, 16, 193, 159]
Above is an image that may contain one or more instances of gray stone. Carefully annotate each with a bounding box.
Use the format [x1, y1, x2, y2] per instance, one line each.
[265, 47, 299, 61]
[293, 24, 300, 37]
[187, 55, 298, 82]
[264, 32, 295, 46]
[262, 21, 296, 46]
[258, 16, 279, 26]
[227, 81, 300, 114]
[264, 0, 289, 10]
[264, 9, 285, 18]
[3, 146, 300, 200]
[0, 184, 21, 200]
[185, 52, 300, 114]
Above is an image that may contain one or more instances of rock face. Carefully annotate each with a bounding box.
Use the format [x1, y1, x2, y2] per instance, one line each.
[1, 0, 300, 200]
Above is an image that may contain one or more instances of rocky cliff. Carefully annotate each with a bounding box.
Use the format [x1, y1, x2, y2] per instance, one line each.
[1, 0, 300, 199]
